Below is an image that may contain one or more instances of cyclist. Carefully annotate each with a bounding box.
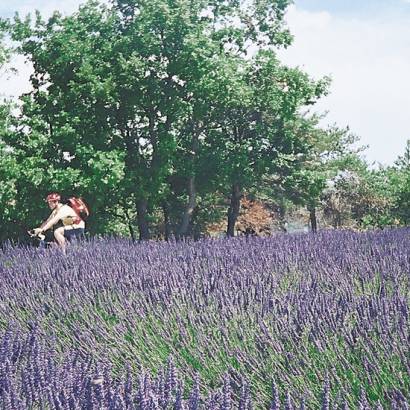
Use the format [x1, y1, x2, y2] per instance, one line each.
[32, 193, 85, 251]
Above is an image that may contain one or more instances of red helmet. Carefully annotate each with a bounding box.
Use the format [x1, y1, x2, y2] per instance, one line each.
[45, 193, 61, 202]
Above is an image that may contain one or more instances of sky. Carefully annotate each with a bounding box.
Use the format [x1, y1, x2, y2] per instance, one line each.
[1, 0, 410, 166]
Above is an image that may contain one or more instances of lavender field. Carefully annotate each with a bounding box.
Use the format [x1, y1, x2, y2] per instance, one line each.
[0, 229, 409, 409]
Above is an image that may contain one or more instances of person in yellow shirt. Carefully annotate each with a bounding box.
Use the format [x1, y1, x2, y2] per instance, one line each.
[32, 193, 85, 251]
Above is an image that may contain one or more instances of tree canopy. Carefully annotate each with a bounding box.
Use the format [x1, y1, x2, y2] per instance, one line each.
[0, 0, 407, 243]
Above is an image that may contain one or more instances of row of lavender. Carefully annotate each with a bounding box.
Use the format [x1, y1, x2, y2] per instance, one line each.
[0, 325, 390, 409]
[0, 228, 409, 408]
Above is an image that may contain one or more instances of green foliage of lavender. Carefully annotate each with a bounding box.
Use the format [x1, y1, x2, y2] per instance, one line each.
[0, 229, 409, 408]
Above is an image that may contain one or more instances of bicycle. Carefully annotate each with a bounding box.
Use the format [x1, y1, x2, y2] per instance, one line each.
[27, 230, 54, 249]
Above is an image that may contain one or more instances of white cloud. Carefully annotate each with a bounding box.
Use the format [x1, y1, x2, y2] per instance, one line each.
[1, 0, 93, 100]
[11, 0, 86, 18]
[278, 5, 410, 166]
[1, 55, 33, 99]
[1, 0, 87, 96]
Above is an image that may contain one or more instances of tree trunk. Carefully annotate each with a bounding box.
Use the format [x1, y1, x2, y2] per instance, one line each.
[122, 127, 149, 240]
[128, 222, 136, 242]
[162, 202, 171, 241]
[136, 198, 150, 240]
[124, 209, 136, 242]
[227, 183, 242, 237]
[309, 206, 318, 233]
[334, 211, 342, 229]
[176, 130, 199, 239]
[278, 201, 288, 232]
[176, 176, 196, 239]
[191, 206, 201, 240]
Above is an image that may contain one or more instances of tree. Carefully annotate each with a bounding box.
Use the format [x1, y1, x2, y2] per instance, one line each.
[321, 165, 397, 229]
[5, 0, 376, 241]
[391, 140, 410, 224]
[8, 0, 298, 240]
[276, 116, 364, 232]
[0, 23, 25, 242]
[209, 51, 329, 236]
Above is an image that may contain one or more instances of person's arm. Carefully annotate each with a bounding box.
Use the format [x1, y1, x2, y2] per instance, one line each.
[36, 209, 61, 233]
[41, 213, 61, 232]
[40, 209, 57, 229]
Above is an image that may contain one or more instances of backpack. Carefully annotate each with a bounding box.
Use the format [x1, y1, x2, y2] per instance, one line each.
[68, 197, 90, 220]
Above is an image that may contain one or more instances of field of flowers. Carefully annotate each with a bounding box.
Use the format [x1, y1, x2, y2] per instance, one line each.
[0, 228, 409, 409]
